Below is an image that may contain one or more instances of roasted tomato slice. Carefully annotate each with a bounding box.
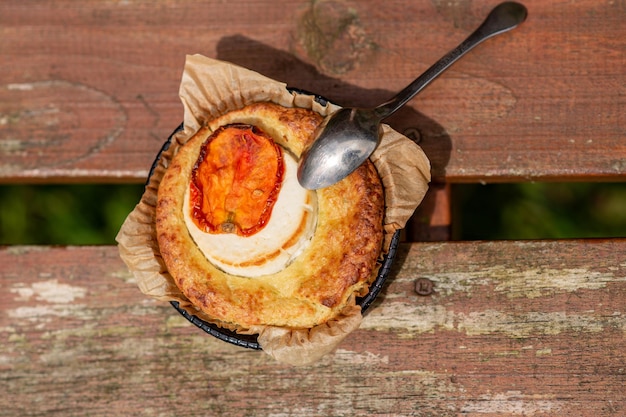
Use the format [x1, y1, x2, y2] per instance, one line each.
[190, 124, 284, 236]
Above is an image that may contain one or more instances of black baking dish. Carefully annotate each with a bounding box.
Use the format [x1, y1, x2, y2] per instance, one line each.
[148, 88, 399, 350]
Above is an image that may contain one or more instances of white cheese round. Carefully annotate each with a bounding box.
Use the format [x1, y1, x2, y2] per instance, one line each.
[184, 150, 317, 277]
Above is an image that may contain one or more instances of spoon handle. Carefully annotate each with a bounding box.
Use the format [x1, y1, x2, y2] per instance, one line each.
[374, 2, 527, 120]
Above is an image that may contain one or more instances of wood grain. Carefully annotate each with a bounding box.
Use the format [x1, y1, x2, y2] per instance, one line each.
[2, 1, 625, 415]
[1, 0, 624, 183]
[2, 242, 625, 416]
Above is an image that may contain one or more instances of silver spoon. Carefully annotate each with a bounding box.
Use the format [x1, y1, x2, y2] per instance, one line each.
[297, 2, 528, 190]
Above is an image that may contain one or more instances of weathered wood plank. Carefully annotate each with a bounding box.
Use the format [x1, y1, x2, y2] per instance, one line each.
[1, 0, 624, 183]
[2, 242, 625, 416]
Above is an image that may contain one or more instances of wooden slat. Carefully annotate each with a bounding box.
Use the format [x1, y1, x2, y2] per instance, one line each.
[405, 183, 452, 241]
[1, 0, 624, 183]
[2, 242, 625, 416]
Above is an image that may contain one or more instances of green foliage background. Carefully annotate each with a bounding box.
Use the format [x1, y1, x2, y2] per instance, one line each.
[452, 182, 626, 240]
[0, 184, 145, 245]
[1, 182, 626, 244]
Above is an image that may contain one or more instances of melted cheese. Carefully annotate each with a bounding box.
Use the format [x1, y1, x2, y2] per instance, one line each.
[184, 150, 317, 277]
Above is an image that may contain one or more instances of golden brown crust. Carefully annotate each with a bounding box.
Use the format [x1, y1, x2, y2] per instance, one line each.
[156, 102, 384, 329]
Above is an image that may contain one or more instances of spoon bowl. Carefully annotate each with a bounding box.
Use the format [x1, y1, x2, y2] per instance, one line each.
[297, 1, 528, 190]
[299, 107, 381, 188]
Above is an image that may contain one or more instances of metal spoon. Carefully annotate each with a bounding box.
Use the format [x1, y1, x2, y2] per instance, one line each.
[297, 2, 528, 189]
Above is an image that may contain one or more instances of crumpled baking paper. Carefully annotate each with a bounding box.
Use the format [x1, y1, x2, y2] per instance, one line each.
[116, 54, 430, 366]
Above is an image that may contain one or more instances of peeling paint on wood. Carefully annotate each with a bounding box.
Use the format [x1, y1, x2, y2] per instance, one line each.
[460, 391, 564, 415]
[10, 279, 87, 303]
[1, 242, 625, 415]
[362, 304, 622, 338]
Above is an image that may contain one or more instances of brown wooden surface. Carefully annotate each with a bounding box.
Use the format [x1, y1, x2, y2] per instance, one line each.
[1, 0, 624, 184]
[2, 0, 626, 415]
[2, 242, 626, 416]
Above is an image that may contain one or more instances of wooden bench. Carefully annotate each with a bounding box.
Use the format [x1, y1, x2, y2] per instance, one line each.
[2, 0, 625, 415]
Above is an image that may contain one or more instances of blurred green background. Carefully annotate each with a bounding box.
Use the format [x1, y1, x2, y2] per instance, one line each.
[452, 182, 626, 240]
[0, 184, 145, 245]
[1, 182, 626, 244]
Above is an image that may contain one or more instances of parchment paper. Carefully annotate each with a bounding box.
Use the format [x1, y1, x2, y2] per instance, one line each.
[116, 54, 431, 366]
